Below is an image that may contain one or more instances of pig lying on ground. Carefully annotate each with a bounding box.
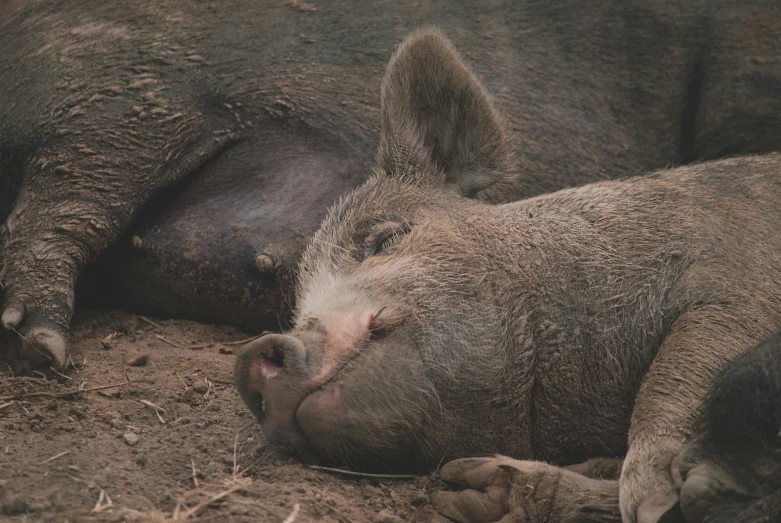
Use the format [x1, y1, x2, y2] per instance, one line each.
[432, 330, 781, 523]
[4, 0, 781, 371]
[235, 31, 781, 523]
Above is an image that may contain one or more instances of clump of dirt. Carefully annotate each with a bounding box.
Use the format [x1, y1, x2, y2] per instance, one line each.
[0, 310, 442, 522]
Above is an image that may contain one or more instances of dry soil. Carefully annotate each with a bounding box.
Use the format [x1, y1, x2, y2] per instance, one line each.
[0, 310, 443, 522]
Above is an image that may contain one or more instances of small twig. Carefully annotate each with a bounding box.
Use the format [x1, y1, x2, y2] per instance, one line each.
[282, 503, 301, 523]
[181, 486, 240, 519]
[326, 505, 353, 523]
[139, 399, 166, 424]
[139, 316, 161, 329]
[174, 371, 189, 392]
[10, 327, 51, 360]
[155, 334, 213, 351]
[203, 378, 215, 399]
[0, 379, 153, 402]
[307, 465, 418, 479]
[91, 489, 113, 513]
[49, 367, 72, 381]
[232, 435, 240, 477]
[139, 399, 167, 414]
[101, 331, 121, 349]
[0, 401, 15, 411]
[155, 334, 180, 348]
[210, 379, 233, 386]
[92, 490, 105, 512]
[191, 459, 200, 488]
[172, 497, 183, 520]
[39, 450, 70, 465]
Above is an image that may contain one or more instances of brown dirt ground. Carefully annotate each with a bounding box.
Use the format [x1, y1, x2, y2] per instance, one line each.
[0, 310, 444, 522]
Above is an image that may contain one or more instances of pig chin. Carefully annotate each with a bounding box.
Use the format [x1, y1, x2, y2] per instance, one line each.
[290, 364, 432, 470]
[236, 329, 437, 469]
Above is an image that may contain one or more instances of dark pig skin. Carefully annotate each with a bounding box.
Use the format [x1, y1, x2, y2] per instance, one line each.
[104, 123, 371, 332]
[2, 0, 781, 367]
[667, 331, 781, 523]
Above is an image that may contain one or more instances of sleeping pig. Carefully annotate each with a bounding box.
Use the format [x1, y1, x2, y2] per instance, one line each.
[236, 30, 781, 523]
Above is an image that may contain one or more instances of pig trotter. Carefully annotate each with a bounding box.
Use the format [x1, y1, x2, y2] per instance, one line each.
[431, 456, 621, 523]
[0, 237, 81, 370]
[0, 196, 114, 369]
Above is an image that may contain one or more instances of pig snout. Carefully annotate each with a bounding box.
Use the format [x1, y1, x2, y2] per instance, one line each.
[234, 333, 314, 437]
[234, 310, 379, 458]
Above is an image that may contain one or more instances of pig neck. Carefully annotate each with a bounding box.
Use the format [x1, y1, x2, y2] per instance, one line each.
[468, 182, 693, 463]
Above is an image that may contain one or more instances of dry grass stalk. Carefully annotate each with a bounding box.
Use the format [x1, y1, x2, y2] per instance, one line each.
[0, 379, 153, 402]
[38, 450, 70, 465]
[308, 464, 417, 479]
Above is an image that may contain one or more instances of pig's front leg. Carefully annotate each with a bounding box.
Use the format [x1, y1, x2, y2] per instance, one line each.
[431, 456, 621, 523]
[619, 309, 767, 523]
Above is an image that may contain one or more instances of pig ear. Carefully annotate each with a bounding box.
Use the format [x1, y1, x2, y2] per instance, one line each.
[377, 29, 514, 197]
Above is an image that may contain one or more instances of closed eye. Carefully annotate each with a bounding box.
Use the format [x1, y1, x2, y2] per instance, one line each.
[363, 222, 411, 259]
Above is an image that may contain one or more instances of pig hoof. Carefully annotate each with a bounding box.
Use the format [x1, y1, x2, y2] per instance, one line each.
[677, 461, 755, 523]
[22, 327, 69, 369]
[1, 303, 25, 330]
[431, 457, 514, 523]
[254, 253, 276, 273]
[1, 307, 70, 370]
[431, 456, 562, 523]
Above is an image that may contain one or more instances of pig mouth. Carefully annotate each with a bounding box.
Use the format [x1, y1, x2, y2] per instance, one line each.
[261, 348, 362, 422]
[238, 337, 369, 446]
[236, 319, 414, 465]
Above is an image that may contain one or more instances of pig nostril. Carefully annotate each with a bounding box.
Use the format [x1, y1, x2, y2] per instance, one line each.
[268, 347, 284, 368]
[260, 347, 285, 378]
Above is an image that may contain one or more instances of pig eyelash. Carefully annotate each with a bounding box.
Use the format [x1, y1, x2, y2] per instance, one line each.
[363, 222, 412, 259]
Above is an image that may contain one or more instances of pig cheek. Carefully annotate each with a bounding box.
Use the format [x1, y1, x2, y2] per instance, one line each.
[293, 353, 405, 454]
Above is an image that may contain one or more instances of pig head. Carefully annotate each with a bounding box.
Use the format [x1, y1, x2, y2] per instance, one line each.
[235, 30, 538, 469]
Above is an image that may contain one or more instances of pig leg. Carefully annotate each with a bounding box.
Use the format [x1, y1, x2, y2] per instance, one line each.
[431, 456, 621, 523]
[564, 457, 624, 481]
[619, 309, 766, 523]
[0, 134, 236, 370]
[671, 331, 781, 523]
